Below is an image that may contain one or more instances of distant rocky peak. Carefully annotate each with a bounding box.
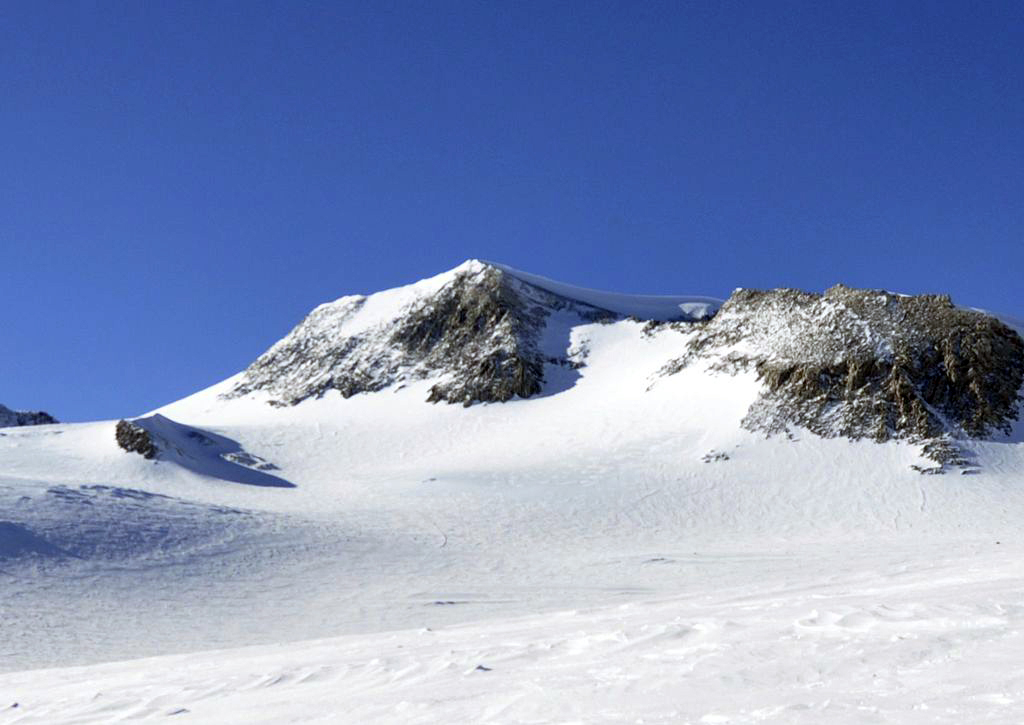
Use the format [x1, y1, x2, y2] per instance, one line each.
[0, 404, 58, 428]
[226, 261, 626, 407]
[661, 285, 1024, 467]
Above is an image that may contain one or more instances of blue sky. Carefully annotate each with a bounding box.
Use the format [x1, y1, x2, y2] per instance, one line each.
[2, 1, 1022, 421]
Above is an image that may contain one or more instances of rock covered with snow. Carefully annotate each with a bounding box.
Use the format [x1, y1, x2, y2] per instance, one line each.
[661, 284, 1024, 463]
[227, 260, 716, 408]
[0, 404, 57, 428]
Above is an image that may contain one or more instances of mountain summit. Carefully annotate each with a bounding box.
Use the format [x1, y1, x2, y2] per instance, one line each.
[226, 260, 718, 407]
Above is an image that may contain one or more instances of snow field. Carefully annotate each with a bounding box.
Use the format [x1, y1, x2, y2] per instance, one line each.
[4, 543, 1024, 724]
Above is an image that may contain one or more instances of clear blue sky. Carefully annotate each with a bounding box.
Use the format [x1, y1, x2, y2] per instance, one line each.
[2, 1, 1022, 421]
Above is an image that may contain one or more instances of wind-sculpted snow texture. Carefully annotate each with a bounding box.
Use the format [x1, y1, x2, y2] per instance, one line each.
[662, 285, 1024, 465]
[227, 261, 706, 407]
[0, 404, 56, 428]
[1, 484, 249, 563]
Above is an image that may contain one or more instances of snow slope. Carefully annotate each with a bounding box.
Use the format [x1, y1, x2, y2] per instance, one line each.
[1, 262, 1023, 723]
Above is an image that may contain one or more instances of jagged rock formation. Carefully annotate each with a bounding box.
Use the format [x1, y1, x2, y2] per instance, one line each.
[227, 262, 653, 407]
[661, 285, 1024, 466]
[398, 268, 560, 405]
[116, 419, 158, 459]
[0, 404, 57, 428]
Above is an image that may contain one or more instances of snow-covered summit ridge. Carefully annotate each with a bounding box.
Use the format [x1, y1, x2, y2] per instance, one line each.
[485, 260, 722, 321]
[294, 259, 720, 332]
[226, 260, 718, 408]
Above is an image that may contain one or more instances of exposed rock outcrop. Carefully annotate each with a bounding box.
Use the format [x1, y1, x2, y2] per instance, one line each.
[115, 419, 158, 459]
[0, 404, 57, 428]
[395, 267, 594, 405]
[661, 285, 1024, 466]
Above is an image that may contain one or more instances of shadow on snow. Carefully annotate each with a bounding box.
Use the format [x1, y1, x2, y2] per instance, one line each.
[132, 414, 295, 488]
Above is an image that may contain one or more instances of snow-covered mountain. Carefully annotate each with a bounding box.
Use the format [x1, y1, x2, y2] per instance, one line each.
[195, 260, 1021, 469]
[2, 261, 1024, 724]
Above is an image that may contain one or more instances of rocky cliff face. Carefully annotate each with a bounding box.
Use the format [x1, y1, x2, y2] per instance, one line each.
[227, 262, 635, 407]
[661, 285, 1024, 467]
[0, 404, 57, 428]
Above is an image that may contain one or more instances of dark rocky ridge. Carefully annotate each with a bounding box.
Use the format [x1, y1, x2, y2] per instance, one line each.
[662, 285, 1024, 466]
[0, 404, 57, 428]
[227, 263, 620, 407]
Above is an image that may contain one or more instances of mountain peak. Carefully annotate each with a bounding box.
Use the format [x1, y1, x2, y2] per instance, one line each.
[226, 262, 719, 408]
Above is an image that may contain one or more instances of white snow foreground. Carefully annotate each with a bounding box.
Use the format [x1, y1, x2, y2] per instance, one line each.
[2, 261, 1024, 724]
[5, 546, 1024, 724]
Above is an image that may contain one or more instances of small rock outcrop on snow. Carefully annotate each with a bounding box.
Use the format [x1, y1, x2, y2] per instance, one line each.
[0, 404, 57, 428]
[115, 419, 158, 459]
[115, 415, 292, 487]
[227, 261, 710, 408]
[661, 285, 1024, 464]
